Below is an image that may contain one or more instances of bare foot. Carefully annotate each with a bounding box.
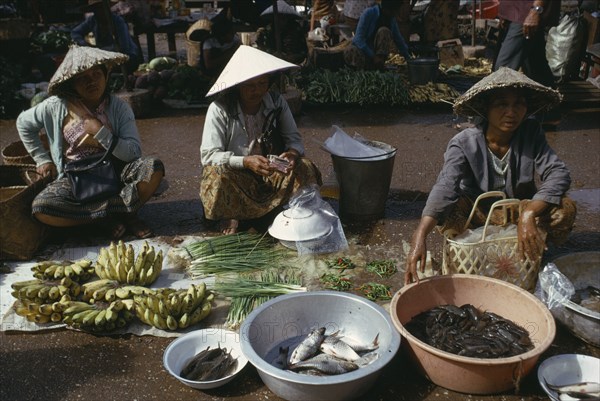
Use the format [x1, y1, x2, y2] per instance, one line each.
[123, 215, 153, 239]
[220, 219, 239, 235]
[99, 218, 126, 240]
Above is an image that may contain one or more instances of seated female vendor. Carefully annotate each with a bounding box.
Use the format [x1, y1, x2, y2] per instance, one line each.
[404, 67, 576, 284]
[200, 45, 322, 234]
[16, 45, 165, 240]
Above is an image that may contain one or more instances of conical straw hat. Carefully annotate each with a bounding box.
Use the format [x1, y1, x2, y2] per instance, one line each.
[206, 45, 298, 97]
[260, 0, 302, 17]
[453, 67, 562, 117]
[48, 44, 128, 96]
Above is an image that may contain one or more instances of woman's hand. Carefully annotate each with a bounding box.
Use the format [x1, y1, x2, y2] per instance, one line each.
[523, 9, 541, 39]
[243, 155, 272, 177]
[405, 235, 427, 285]
[70, 101, 104, 149]
[278, 150, 300, 174]
[517, 210, 546, 261]
[517, 200, 549, 261]
[37, 162, 57, 179]
[405, 216, 438, 285]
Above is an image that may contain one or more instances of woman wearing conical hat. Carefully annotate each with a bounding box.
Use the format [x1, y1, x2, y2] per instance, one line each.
[16, 45, 164, 239]
[200, 46, 322, 234]
[404, 67, 576, 284]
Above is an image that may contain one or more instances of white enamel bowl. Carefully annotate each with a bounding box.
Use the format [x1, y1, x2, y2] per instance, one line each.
[537, 354, 600, 401]
[163, 328, 248, 389]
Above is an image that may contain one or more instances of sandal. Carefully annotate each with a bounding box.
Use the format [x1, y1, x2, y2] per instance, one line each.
[219, 219, 239, 235]
[123, 215, 154, 239]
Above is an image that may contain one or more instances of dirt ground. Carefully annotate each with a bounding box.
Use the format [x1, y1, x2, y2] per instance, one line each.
[1, 35, 600, 401]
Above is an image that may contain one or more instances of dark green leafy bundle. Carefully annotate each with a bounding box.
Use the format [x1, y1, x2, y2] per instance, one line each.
[320, 273, 353, 291]
[302, 68, 410, 106]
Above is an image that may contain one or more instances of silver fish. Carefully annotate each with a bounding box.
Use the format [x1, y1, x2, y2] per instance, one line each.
[344, 333, 380, 353]
[546, 380, 600, 400]
[355, 350, 379, 367]
[320, 335, 361, 361]
[289, 353, 358, 375]
[289, 327, 326, 364]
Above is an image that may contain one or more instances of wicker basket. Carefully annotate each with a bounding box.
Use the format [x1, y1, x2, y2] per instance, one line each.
[0, 165, 51, 260]
[442, 192, 543, 292]
[2, 141, 35, 165]
[186, 18, 211, 67]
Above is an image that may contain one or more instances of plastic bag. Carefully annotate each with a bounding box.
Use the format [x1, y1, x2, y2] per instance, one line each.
[546, 11, 588, 81]
[284, 185, 348, 255]
[534, 262, 576, 310]
[453, 224, 518, 244]
[322, 125, 394, 160]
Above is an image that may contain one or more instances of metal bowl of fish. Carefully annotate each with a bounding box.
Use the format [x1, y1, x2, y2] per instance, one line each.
[537, 354, 600, 401]
[548, 252, 600, 347]
[163, 328, 248, 389]
[390, 274, 556, 395]
[239, 291, 401, 401]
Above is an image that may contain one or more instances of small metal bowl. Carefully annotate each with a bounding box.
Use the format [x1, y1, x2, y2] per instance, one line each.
[538, 354, 600, 401]
[240, 291, 401, 401]
[163, 328, 248, 390]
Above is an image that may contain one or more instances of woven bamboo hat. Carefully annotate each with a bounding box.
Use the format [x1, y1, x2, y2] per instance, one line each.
[206, 45, 298, 96]
[48, 44, 128, 96]
[260, 0, 302, 17]
[453, 67, 562, 117]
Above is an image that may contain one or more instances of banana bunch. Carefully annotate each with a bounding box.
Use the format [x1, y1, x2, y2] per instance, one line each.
[80, 279, 155, 303]
[11, 277, 81, 304]
[13, 298, 67, 324]
[134, 282, 214, 330]
[96, 240, 163, 285]
[61, 300, 135, 332]
[31, 259, 94, 281]
[408, 82, 461, 103]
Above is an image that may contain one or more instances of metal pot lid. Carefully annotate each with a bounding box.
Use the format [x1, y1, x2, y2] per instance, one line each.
[268, 207, 333, 241]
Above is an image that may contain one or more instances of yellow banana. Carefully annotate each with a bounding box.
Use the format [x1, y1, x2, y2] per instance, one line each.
[109, 299, 124, 312]
[37, 286, 51, 300]
[126, 244, 135, 271]
[152, 312, 167, 330]
[60, 276, 73, 288]
[133, 248, 147, 276]
[105, 288, 116, 302]
[75, 258, 92, 269]
[189, 301, 212, 325]
[34, 314, 51, 324]
[158, 299, 169, 319]
[94, 309, 107, 327]
[166, 315, 178, 331]
[11, 279, 44, 291]
[25, 284, 45, 299]
[48, 286, 60, 300]
[38, 304, 54, 316]
[115, 287, 131, 299]
[63, 264, 74, 278]
[108, 241, 118, 269]
[50, 312, 62, 322]
[178, 312, 190, 329]
[70, 262, 83, 276]
[126, 267, 136, 285]
[104, 307, 117, 322]
[82, 309, 101, 326]
[51, 302, 64, 313]
[53, 264, 65, 279]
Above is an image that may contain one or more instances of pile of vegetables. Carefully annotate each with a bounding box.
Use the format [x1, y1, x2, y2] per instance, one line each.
[30, 30, 71, 54]
[301, 68, 411, 106]
[129, 57, 210, 103]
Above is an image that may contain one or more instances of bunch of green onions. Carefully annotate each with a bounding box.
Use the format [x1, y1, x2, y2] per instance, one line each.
[218, 269, 305, 328]
[365, 259, 398, 278]
[184, 232, 290, 278]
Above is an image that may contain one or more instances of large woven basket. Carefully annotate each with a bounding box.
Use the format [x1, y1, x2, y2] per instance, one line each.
[0, 164, 51, 260]
[442, 192, 544, 292]
[2, 140, 35, 165]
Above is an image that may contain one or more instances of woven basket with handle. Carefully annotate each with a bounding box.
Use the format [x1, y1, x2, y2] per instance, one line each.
[442, 191, 544, 292]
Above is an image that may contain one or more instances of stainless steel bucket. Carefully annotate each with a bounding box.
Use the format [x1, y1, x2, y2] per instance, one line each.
[331, 141, 396, 222]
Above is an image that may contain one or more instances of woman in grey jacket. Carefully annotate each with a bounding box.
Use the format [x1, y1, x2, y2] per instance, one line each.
[16, 45, 164, 239]
[404, 67, 576, 284]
